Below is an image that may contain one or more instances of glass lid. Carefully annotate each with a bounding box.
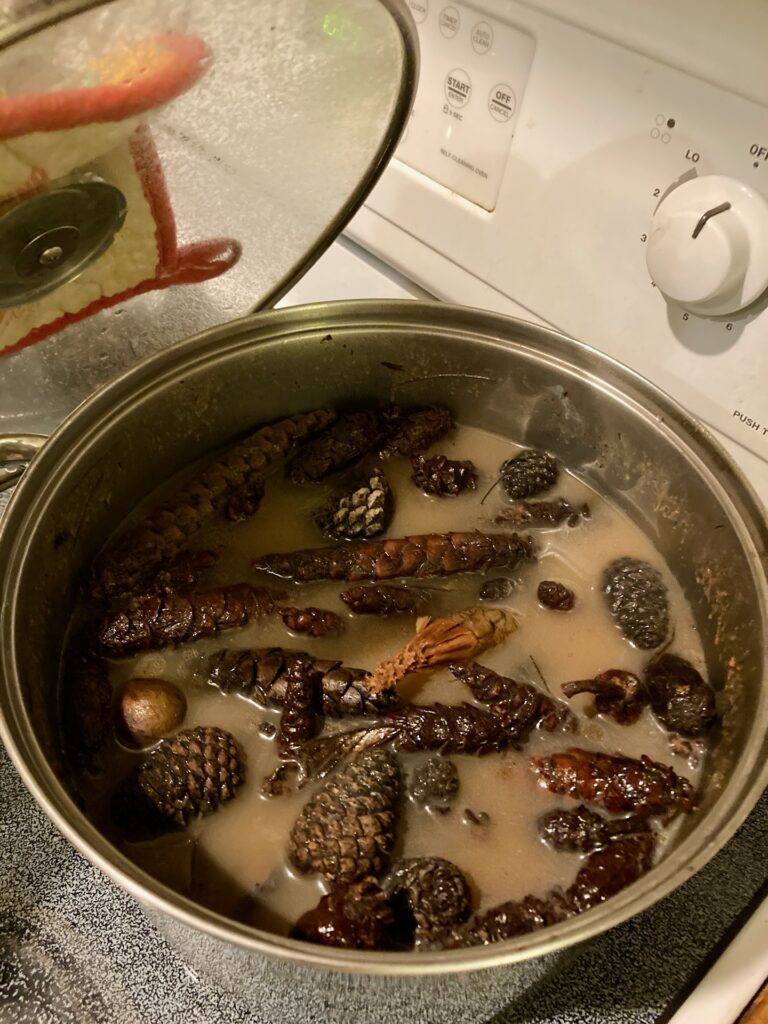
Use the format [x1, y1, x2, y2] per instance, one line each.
[0, 0, 418, 431]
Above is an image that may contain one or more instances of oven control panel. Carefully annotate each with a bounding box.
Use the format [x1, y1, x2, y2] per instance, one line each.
[352, 0, 768, 465]
[398, 1, 535, 210]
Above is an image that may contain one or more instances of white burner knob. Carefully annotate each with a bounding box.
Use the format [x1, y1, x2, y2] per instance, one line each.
[646, 175, 768, 315]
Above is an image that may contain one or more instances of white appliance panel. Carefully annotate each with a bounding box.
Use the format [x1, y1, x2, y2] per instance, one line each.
[350, 0, 768, 464]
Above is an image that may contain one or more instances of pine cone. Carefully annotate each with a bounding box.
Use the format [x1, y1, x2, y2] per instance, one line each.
[290, 878, 394, 949]
[380, 406, 454, 457]
[280, 606, 344, 637]
[537, 580, 575, 611]
[390, 702, 514, 755]
[452, 893, 569, 947]
[409, 756, 459, 811]
[207, 647, 396, 717]
[538, 804, 651, 853]
[288, 749, 401, 885]
[256, 530, 535, 583]
[495, 499, 589, 528]
[450, 661, 577, 734]
[566, 834, 656, 913]
[531, 747, 694, 816]
[95, 409, 336, 598]
[314, 473, 393, 540]
[289, 411, 387, 484]
[500, 449, 559, 500]
[137, 726, 245, 827]
[99, 584, 281, 656]
[384, 857, 472, 948]
[410, 454, 477, 496]
[644, 653, 717, 737]
[340, 584, 429, 617]
[603, 557, 669, 649]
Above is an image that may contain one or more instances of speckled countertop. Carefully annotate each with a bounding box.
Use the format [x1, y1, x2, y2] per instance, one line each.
[1, 737, 766, 1024]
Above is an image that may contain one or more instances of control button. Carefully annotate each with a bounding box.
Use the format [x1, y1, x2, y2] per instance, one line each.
[646, 175, 768, 315]
[488, 84, 516, 123]
[445, 68, 472, 108]
[471, 21, 494, 54]
[407, 0, 428, 23]
[439, 6, 460, 38]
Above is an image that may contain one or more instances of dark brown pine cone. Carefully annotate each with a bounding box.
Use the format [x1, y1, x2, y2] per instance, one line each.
[289, 411, 387, 484]
[447, 831, 655, 948]
[288, 749, 401, 885]
[452, 892, 570, 947]
[207, 647, 396, 717]
[500, 449, 559, 500]
[479, 577, 515, 602]
[409, 756, 459, 811]
[562, 669, 647, 725]
[537, 580, 575, 611]
[137, 726, 245, 827]
[98, 584, 281, 656]
[389, 702, 514, 756]
[280, 606, 344, 637]
[644, 653, 718, 737]
[410, 454, 477, 496]
[380, 406, 454, 457]
[603, 557, 669, 650]
[495, 499, 590, 529]
[531, 747, 694, 816]
[384, 857, 472, 948]
[314, 473, 393, 541]
[449, 662, 577, 735]
[94, 409, 336, 599]
[566, 833, 656, 913]
[256, 530, 535, 583]
[538, 804, 651, 853]
[339, 584, 429, 617]
[290, 878, 394, 949]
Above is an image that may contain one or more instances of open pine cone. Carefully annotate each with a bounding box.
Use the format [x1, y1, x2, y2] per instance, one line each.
[288, 748, 401, 885]
[137, 726, 245, 827]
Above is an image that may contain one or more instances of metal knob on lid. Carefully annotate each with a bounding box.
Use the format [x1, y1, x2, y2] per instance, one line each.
[0, 182, 127, 308]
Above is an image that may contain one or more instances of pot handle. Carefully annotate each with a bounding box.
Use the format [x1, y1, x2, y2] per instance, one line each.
[0, 434, 47, 493]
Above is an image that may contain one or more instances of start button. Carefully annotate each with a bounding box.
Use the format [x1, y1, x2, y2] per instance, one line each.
[445, 68, 472, 108]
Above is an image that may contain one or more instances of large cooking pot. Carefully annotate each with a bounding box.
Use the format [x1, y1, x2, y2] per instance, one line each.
[1, 300, 767, 1011]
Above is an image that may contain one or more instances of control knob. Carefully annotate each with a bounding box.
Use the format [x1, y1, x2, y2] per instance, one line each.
[645, 175, 768, 315]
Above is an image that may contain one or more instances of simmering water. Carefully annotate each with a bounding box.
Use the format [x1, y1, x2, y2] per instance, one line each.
[77, 424, 705, 938]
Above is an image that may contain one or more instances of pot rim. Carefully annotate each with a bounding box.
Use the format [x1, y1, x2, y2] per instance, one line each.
[2, 299, 768, 975]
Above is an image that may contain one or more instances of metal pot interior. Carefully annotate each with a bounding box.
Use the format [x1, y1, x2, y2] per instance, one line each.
[1, 299, 767, 974]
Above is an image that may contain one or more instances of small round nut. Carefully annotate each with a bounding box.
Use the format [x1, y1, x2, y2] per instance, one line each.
[118, 678, 186, 748]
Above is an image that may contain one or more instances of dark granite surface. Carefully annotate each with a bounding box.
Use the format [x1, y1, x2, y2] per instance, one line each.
[1, 740, 766, 1024]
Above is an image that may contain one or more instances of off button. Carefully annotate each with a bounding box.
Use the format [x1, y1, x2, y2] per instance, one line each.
[488, 84, 516, 122]
[445, 68, 472, 108]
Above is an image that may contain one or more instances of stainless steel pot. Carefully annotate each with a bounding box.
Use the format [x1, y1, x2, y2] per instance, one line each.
[1, 300, 767, 999]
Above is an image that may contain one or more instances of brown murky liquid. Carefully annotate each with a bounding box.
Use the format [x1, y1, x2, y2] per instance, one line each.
[82, 425, 705, 938]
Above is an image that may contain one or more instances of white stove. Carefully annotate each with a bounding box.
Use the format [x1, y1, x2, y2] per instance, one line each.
[280, 1, 768, 1017]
